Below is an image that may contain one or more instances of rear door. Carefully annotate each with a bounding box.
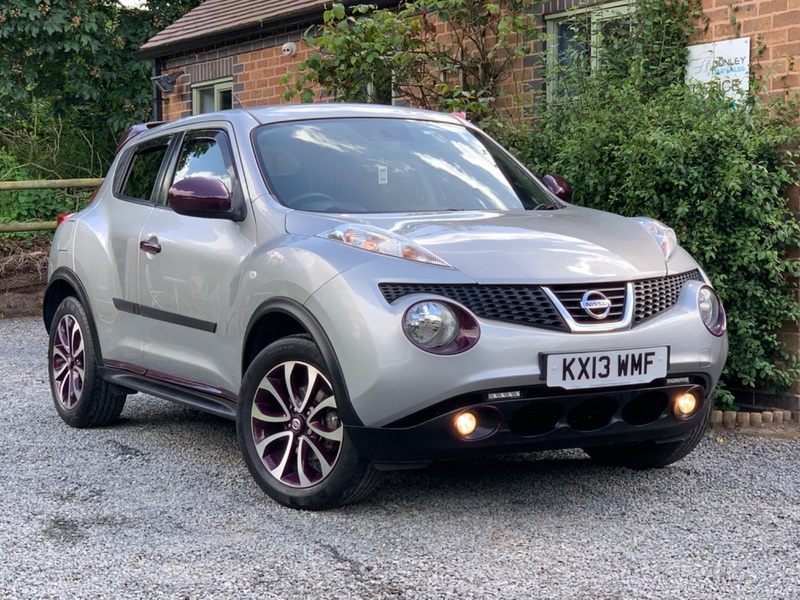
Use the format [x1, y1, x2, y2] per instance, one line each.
[97, 134, 174, 367]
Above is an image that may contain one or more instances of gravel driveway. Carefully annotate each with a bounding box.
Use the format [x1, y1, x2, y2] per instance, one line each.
[2, 317, 799, 599]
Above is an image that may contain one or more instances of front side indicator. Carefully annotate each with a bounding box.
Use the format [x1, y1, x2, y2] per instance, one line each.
[698, 285, 726, 337]
[403, 300, 479, 355]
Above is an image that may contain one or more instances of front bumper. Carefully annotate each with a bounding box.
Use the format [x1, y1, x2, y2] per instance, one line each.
[308, 268, 727, 427]
[346, 378, 709, 468]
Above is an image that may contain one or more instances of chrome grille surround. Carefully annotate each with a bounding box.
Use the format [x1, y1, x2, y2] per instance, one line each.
[542, 283, 634, 332]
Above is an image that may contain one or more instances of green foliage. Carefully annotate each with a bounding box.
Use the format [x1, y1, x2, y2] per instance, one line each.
[0, 147, 83, 234]
[284, 0, 541, 121]
[0, 0, 201, 177]
[493, 0, 800, 404]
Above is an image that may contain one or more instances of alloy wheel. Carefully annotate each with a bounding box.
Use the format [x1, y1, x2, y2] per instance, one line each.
[250, 360, 343, 488]
[51, 314, 85, 410]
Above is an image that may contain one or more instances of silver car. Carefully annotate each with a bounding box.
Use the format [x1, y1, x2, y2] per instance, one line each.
[44, 104, 727, 509]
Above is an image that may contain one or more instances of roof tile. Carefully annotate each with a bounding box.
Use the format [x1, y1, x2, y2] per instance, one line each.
[139, 0, 329, 56]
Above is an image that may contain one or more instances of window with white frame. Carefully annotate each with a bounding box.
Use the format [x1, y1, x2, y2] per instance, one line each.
[545, 1, 634, 100]
[192, 78, 233, 115]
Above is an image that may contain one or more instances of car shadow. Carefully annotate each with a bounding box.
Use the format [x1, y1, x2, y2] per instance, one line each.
[105, 394, 702, 514]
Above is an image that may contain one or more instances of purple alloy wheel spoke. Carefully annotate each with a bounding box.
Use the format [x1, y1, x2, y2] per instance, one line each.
[51, 314, 85, 409]
[251, 360, 342, 488]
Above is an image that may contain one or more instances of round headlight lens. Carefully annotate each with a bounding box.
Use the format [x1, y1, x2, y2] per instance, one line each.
[698, 286, 726, 337]
[404, 301, 459, 349]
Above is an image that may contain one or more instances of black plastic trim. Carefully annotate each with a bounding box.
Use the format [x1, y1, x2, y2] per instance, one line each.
[101, 367, 236, 420]
[243, 298, 363, 427]
[44, 268, 106, 362]
[112, 298, 217, 333]
[347, 382, 710, 468]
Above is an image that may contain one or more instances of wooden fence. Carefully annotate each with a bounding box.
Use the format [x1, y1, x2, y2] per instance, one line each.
[0, 178, 103, 233]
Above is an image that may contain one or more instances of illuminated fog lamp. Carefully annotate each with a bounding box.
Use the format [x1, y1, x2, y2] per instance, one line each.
[454, 411, 478, 438]
[674, 392, 699, 418]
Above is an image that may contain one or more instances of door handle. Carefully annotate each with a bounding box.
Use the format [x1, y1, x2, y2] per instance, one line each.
[139, 239, 162, 254]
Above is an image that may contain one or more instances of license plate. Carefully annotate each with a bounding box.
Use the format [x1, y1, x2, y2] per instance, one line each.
[545, 347, 669, 390]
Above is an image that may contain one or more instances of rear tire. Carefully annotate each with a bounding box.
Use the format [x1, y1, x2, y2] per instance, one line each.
[48, 296, 126, 428]
[237, 335, 381, 509]
[583, 400, 711, 469]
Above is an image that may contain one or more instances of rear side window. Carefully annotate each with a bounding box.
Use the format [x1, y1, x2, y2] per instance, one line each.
[120, 138, 171, 202]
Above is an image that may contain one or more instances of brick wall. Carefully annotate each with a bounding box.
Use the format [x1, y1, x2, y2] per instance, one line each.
[155, 15, 533, 121]
[153, 1, 800, 121]
[157, 28, 314, 121]
[696, 0, 800, 95]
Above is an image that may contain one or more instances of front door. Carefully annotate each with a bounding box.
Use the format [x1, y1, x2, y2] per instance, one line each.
[135, 127, 255, 397]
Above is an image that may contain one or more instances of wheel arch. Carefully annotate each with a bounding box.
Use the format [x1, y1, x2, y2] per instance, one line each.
[44, 268, 90, 330]
[43, 268, 106, 364]
[242, 298, 363, 426]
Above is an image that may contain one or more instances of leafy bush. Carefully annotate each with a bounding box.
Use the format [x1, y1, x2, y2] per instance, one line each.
[0, 147, 84, 243]
[284, 1, 539, 120]
[491, 0, 800, 404]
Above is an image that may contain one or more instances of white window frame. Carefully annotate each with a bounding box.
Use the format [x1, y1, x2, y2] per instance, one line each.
[192, 78, 233, 115]
[545, 0, 635, 101]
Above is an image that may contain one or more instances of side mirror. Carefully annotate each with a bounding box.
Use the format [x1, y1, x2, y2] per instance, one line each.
[542, 173, 573, 202]
[168, 177, 243, 220]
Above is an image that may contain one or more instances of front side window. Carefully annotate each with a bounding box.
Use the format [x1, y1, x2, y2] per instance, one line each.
[119, 137, 172, 202]
[546, 1, 634, 100]
[253, 118, 556, 213]
[171, 130, 235, 195]
[192, 79, 233, 115]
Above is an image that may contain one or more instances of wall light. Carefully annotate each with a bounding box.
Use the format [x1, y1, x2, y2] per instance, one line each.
[151, 71, 184, 94]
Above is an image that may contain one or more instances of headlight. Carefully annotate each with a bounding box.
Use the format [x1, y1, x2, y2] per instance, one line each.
[403, 301, 479, 354]
[698, 285, 726, 337]
[630, 217, 678, 261]
[323, 224, 452, 268]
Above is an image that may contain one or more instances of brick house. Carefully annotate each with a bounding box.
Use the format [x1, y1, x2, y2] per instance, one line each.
[137, 0, 800, 121]
[137, 0, 800, 411]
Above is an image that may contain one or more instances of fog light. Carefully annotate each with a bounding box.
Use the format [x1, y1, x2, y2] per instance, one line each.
[454, 411, 478, 437]
[674, 392, 698, 418]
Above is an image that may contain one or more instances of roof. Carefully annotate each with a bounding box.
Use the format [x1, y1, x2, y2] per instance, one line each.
[137, 0, 396, 60]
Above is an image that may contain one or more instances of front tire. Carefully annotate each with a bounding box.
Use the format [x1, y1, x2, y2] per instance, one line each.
[237, 335, 381, 510]
[583, 400, 712, 469]
[48, 296, 127, 427]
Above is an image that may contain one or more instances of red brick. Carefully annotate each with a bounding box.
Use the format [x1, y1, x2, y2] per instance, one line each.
[772, 41, 800, 56]
[743, 16, 774, 33]
[758, 0, 788, 13]
[759, 29, 790, 45]
[775, 9, 800, 24]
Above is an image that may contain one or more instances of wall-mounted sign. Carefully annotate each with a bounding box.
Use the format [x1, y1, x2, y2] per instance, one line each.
[686, 37, 750, 101]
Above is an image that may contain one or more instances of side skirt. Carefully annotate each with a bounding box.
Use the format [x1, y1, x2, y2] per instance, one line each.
[100, 367, 237, 420]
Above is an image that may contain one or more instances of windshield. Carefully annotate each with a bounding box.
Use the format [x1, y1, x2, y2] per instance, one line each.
[253, 118, 557, 213]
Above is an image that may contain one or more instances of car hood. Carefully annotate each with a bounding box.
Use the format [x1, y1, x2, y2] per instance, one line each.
[285, 206, 668, 284]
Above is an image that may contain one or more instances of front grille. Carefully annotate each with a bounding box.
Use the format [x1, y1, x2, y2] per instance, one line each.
[379, 269, 702, 332]
[378, 283, 567, 331]
[546, 283, 627, 324]
[634, 269, 702, 323]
